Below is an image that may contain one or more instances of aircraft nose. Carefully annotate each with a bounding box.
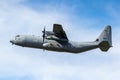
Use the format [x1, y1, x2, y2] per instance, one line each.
[10, 39, 15, 44]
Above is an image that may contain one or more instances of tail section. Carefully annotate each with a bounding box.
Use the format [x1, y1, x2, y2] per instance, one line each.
[96, 25, 112, 52]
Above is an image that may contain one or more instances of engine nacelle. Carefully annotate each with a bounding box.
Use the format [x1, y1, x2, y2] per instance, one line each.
[45, 31, 55, 36]
[46, 35, 68, 42]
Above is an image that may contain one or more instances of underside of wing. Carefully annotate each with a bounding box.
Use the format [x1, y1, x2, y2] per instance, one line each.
[53, 24, 68, 41]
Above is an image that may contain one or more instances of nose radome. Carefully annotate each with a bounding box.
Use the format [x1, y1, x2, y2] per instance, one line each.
[10, 39, 15, 44]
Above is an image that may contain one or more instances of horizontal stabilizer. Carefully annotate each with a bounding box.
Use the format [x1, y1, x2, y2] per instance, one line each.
[96, 25, 112, 52]
[99, 41, 111, 52]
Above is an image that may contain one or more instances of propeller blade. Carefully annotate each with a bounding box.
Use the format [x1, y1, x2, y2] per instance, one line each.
[42, 27, 46, 43]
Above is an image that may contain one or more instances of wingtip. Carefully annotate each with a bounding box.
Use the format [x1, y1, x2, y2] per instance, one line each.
[105, 25, 111, 29]
[53, 24, 62, 26]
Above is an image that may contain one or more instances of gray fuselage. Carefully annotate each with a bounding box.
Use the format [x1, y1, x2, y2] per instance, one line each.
[10, 35, 99, 53]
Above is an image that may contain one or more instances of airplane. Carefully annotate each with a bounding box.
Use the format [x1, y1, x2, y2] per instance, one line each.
[10, 24, 112, 53]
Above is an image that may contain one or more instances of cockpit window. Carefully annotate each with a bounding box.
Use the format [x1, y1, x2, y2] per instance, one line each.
[16, 35, 20, 37]
[15, 35, 20, 40]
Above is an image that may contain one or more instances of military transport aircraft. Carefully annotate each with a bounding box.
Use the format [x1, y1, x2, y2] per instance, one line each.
[10, 24, 112, 53]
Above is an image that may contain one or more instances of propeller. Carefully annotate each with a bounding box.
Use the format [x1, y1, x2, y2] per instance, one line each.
[42, 27, 46, 44]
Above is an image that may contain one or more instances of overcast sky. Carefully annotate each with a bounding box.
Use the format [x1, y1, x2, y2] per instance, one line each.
[0, 0, 120, 80]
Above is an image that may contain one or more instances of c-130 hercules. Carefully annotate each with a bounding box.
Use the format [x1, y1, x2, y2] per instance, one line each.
[10, 24, 112, 53]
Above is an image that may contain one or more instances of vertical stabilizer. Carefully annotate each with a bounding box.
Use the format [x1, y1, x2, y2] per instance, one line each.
[96, 25, 112, 51]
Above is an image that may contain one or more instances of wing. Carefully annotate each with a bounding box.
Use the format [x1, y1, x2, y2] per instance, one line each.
[53, 24, 68, 41]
